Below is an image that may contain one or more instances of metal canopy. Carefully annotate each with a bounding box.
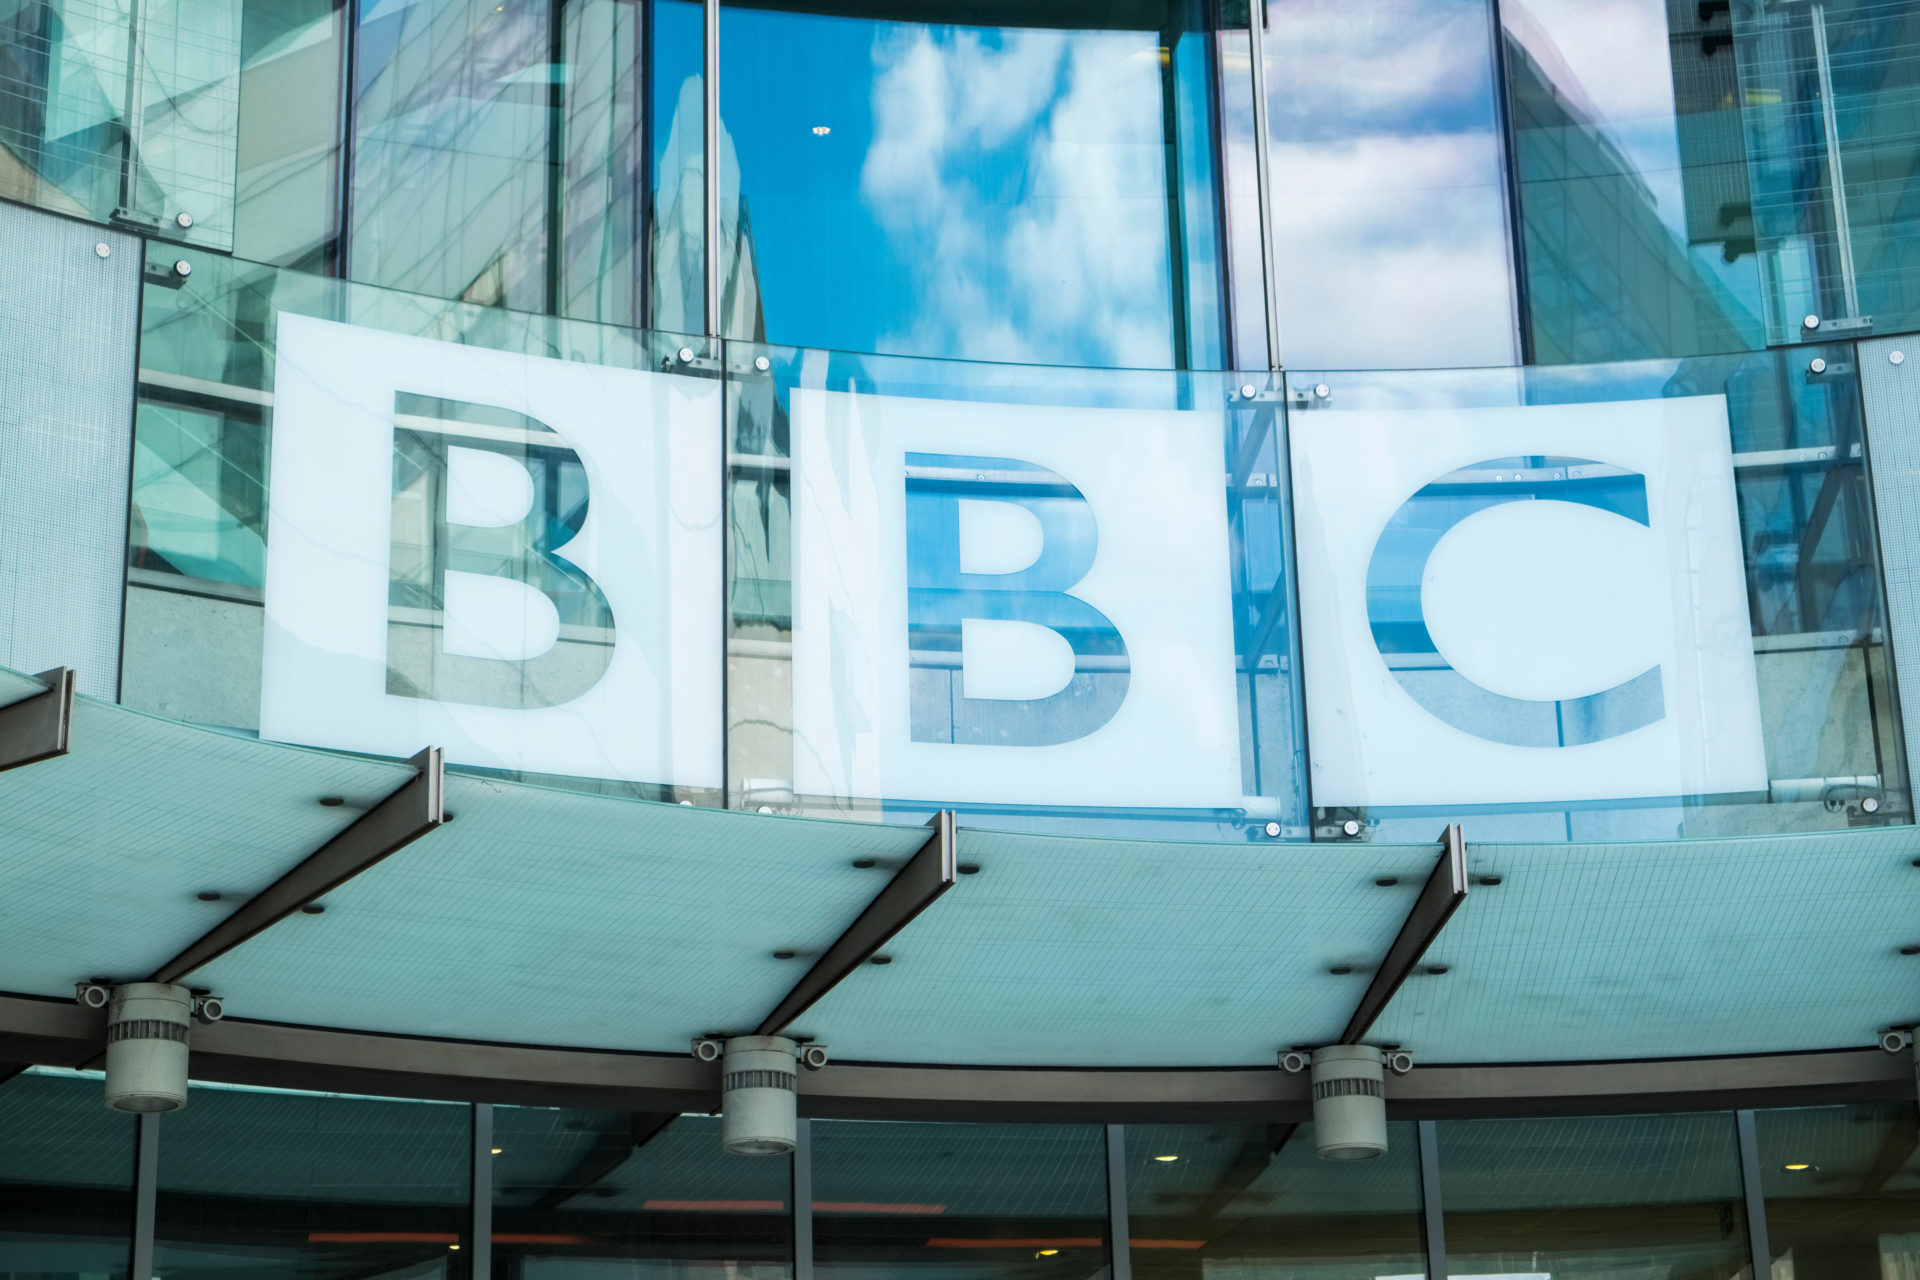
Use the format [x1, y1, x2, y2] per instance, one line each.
[0, 667, 72, 773]
[1340, 824, 1468, 1045]
[756, 810, 956, 1036]
[150, 747, 446, 984]
[0, 662, 1918, 1074]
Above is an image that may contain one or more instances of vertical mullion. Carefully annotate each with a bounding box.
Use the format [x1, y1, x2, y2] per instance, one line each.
[794, 1117, 814, 1280]
[130, 1112, 158, 1280]
[1241, 0, 1283, 371]
[1417, 1120, 1446, 1280]
[1106, 1124, 1132, 1280]
[702, 0, 720, 336]
[473, 1103, 494, 1280]
[1736, 1110, 1774, 1280]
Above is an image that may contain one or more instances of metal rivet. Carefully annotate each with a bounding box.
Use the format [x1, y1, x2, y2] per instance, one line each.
[1809, 357, 1828, 375]
[300, 904, 325, 916]
[1804, 314, 1822, 330]
[754, 355, 771, 372]
[870, 954, 892, 966]
[852, 857, 876, 869]
[755, 805, 772, 813]
[1863, 795, 1882, 814]
[957, 862, 981, 875]
[195, 892, 221, 902]
[773, 950, 796, 960]
[172, 259, 191, 278]
[1893, 351, 1906, 366]
[1313, 383, 1331, 399]
[1479, 875, 1502, 886]
[318, 796, 345, 807]
[1264, 820, 1282, 838]
[677, 346, 695, 363]
[1239, 383, 1257, 399]
[1329, 965, 1352, 975]
[1375, 876, 1399, 887]
[175, 212, 193, 229]
[1341, 819, 1361, 837]
[94, 242, 110, 258]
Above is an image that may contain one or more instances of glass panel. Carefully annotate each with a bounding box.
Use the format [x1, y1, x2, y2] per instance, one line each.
[812, 1119, 1108, 1280]
[123, 244, 719, 797]
[153, 1083, 471, 1280]
[349, 0, 557, 310]
[1438, 1113, 1751, 1280]
[0, 0, 241, 245]
[0, 1068, 135, 1279]
[1287, 347, 1908, 840]
[1124, 1121, 1423, 1280]
[1501, 0, 1768, 362]
[123, 0, 243, 246]
[492, 1110, 790, 1280]
[233, 0, 346, 271]
[1757, 1103, 1920, 1280]
[647, 0, 705, 333]
[555, 0, 642, 326]
[717, 0, 1217, 369]
[1731, 0, 1920, 345]
[724, 340, 1309, 840]
[1259, 0, 1519, 369]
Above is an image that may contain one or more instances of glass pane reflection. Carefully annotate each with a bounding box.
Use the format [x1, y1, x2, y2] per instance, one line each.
[1260, 0, 1519, 369]
[1438, 1113, 1750, 1280]
[812, 1120, 1108, 1280]
[1757, 1103, 1920, 1280]
[0, 1069, 134, 1280]
[153, 1083, 471, 1280]
[720, 1, 1201, 368]
[1124, 1122, 1423, 1280]
[492, 1111, 791, 1280]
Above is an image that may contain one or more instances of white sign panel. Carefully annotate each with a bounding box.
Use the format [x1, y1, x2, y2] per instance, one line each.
[1292, 395, 1766, 808]
[790, 388, 1242, 809]
[261, 314, 723, 787]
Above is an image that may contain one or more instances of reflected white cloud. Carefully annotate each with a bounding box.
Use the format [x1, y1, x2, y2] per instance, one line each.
[862, 27, 1173, 368]
[1262, 0, 1519, 369]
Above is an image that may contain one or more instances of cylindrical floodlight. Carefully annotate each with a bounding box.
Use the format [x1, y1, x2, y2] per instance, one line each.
[104, 983, 192, 1113]
[721, 1035, 798, 1155]
[1310, 1044, 1387, 1160]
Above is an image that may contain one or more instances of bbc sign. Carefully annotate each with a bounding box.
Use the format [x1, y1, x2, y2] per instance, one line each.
[261, 317, 1766, 809]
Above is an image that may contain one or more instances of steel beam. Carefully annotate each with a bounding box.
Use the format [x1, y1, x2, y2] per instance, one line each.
[0, 667, 74, 773]
[755, 810, 956, 1036]
[148, 747, 446, 984]
[1340, 824, 1468, 1045]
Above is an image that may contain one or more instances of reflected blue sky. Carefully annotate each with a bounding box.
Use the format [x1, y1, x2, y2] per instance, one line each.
[722, 9, 1179, 368]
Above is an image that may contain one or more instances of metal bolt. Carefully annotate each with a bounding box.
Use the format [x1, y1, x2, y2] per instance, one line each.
[1313, 383, 1331, 399]
[1893, 351, 1907, 366]
[1804, 314, 1822, 330]
[677, 346, 695, 364]
[93, 242, 110, 259]
[1240, 383, 1257, 399]
[1263, 820, 1282, 838]
[755, 804, 772, 813]
[754, 355, 770, 372]
[175, 212, 193, 229]
[1863, 795, 1882, 814]
[1341, 819, 1361, 837]
[172, 259, 191, 278]
[1809, 357, 1828, 375]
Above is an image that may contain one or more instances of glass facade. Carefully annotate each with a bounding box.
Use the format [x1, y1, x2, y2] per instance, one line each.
[11, 1075, 1920, 1280]
[7, 0, 1920, 839]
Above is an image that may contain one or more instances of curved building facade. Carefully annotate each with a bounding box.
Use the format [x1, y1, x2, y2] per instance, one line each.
[4, 1, 1920, 1279]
